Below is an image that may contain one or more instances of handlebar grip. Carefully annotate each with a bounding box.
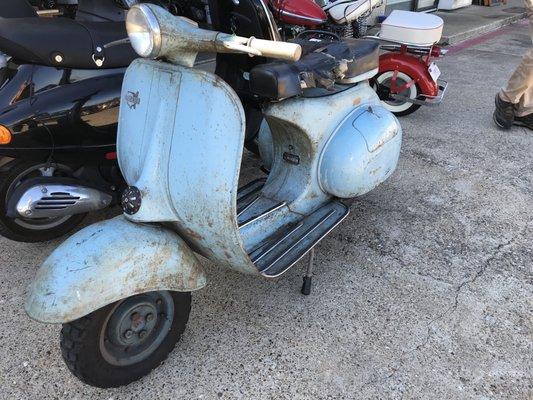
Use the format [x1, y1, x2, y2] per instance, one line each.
[248, 38, 302, 61]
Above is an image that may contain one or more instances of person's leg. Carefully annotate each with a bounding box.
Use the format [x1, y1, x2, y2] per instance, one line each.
[494, 0, 533, 129]
[499, 49, 533, 115]
[512, 47, 533, 129]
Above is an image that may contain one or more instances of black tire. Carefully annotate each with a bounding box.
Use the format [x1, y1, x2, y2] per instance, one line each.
[0, 160, 86, 242]
[390, 100, 421, 117]
[60, 291, 191, 388]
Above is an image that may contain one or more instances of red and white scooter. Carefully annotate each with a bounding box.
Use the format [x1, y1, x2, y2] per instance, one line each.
[270, 0, 448, 116]
[369, 10, 448, 116]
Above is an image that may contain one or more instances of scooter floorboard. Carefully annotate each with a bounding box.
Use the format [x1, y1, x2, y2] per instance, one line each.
[248, 201, 349, 278]
[236, 178, 267, 215]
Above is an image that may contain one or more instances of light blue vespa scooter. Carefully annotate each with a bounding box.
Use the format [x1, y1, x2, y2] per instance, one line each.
[25, 3, 402, 388]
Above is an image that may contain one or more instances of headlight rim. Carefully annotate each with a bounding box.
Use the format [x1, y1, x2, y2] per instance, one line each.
[126, 3, 163, 59]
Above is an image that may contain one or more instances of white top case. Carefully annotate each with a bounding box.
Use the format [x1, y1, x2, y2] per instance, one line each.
[379, 10, 444, 46]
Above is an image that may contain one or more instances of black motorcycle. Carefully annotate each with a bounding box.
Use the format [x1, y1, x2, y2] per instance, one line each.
[0, 0, 214, 243]
[0, 0, 138, 242]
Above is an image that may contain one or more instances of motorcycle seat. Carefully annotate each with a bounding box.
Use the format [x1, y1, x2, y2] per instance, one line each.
[0, 0, 38, 18]
[0, 17, 136, 69]
[325, 0, 383, 25]
[249, 39, 379, 100]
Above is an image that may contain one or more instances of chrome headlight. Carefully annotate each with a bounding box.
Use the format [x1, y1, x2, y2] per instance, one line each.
[126, 4, 162, 58]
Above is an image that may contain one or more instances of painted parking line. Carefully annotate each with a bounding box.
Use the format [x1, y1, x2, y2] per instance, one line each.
[446, 19, 529, 55]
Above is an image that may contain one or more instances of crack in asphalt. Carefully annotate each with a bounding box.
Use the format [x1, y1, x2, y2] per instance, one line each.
[364, 224, 529, 386]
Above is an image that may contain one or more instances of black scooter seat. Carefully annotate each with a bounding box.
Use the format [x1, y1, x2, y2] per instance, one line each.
[0, 0, 38, 18]
[0, 17, 137, 69]
[249, 39, 379, 100]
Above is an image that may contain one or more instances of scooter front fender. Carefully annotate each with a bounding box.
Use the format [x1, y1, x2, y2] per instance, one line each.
[25, 215, 206, 324]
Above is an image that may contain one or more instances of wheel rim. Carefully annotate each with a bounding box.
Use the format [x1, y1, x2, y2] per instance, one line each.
[6, 163, 73, 230]
[376, 71, 418, 113]
[100, 291, 175, 367]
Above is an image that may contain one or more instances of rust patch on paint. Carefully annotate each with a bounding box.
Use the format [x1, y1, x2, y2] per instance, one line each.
[184, 228, 204, 241]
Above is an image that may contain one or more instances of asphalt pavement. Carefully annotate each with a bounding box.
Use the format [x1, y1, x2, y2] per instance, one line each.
[0, 19, 531, 400]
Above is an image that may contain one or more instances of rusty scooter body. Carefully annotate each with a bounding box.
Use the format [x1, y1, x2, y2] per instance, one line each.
[25, 3, 403, 388]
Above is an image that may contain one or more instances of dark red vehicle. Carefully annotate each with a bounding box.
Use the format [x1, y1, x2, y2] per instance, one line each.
[270, 0, 448, 116]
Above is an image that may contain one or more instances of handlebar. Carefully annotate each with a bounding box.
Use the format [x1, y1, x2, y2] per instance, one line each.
[215, 34, 302, 61]
[127, 4, 302, 64]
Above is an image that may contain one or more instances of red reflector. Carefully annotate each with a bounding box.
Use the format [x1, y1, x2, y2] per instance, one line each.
[431, 46, 442, 57]
[105, 151, 117, 160]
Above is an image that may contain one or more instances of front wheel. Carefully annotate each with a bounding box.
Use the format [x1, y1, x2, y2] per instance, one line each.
[373, 71, 421, 117]
[60, 291, 191, 388]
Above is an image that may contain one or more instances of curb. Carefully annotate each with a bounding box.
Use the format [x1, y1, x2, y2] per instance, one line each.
[439, 12, 528, 45]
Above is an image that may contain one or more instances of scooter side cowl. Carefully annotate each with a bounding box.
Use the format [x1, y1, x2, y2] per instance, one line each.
[25, 215, 206, 324]
[318, 105, 402, 198]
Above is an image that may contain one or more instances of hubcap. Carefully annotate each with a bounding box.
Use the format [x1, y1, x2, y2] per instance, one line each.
[381, 76, 412, 106]
[100, 291, 174, 366]
[375, 71, 418, 113]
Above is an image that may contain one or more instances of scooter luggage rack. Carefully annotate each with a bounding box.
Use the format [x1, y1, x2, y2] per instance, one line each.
[378, 43, 448, 56]
[390, 79, 448, 106]
[365, 35, 437, 50]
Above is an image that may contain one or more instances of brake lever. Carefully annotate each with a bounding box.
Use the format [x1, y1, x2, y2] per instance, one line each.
[221, 41, 263, 57]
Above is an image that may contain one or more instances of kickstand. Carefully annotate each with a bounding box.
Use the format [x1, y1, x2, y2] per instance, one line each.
[301, 248, 315, 296]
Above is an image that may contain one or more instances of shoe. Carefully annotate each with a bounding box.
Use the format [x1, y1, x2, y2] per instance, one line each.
[493, 93, 515, 129]
[514, 113, 533, 130]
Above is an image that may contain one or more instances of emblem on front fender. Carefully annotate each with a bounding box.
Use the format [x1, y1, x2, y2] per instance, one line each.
[125, 91, 140, 109]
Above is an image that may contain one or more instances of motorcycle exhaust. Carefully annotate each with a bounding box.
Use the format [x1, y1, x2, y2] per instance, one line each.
[7, 178, 113, 219]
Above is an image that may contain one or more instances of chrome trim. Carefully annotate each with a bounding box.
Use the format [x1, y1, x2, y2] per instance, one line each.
[261, 209, 336, 273]
[323, 0, 383, 11]
[127, 4, 162, 58]
[259, 206, 350, 278]
[237, 195, 261, 217]
[15, 184, 113, 219]
[104, 38, 131, 49]
[36, 9, 61, 16]
[390, 79, 448, 107]
[279, 9, 327, 24]
[259, 0, 282, 40]
[365, 35, 438, 48]
[239, 201, 287, 228]
[251, 222, 304, 263]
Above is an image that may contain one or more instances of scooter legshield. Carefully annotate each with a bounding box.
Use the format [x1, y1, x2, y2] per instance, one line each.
[25, 215, 206, 323]
[116, 58, 257, 275]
